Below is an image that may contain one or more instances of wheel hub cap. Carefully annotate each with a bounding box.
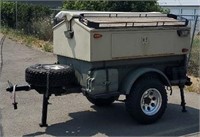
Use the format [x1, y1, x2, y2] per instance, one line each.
[144, 97, 151, 105]
[140, 88, 162, 116]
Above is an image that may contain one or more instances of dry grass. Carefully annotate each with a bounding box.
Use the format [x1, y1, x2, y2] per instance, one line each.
[188, 36, 200, 77]
[187, 35, 200, 93]
[0, 27, 53, 52]
[186, 76, 200, 94]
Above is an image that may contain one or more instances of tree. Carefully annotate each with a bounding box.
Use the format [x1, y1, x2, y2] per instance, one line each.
[63, 1, 163, 12]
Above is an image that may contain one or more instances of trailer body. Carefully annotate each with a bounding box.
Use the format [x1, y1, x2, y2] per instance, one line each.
[53, 11, 190, 97]
[53, 12, 190, 62]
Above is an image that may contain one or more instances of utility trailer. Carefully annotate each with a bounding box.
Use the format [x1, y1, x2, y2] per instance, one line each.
[7, 11, 192, 127]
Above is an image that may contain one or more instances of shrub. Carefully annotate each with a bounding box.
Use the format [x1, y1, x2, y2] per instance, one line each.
[63, 1, 163, 12]
[0, 2, 51, 34]
[32, 17, 53, 41]
[42, 43, 53, 52]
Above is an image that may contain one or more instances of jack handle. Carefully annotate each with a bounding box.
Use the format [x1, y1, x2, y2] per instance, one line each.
[6, 81, 32, 110]
[11, 85, 18, 110]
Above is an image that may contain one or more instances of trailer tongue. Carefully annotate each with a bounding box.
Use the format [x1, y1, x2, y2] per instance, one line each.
[6, 11, 192, 127]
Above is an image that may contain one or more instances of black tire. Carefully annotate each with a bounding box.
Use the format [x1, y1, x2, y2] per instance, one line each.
[25, 64, 76, 88]
[86, 95, 119, 107]
[125, 77, 167, 124]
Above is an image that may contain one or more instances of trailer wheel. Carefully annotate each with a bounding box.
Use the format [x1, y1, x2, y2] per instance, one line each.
[25, 64, 76, 88]
[125, 77, 167, 124]
[86, 95, 119, 107]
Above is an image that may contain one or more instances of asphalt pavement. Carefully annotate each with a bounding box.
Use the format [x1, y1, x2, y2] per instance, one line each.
[0, 34, 199, 136]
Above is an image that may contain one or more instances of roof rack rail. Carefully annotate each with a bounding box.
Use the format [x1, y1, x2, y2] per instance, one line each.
[79, 13, 188, 29]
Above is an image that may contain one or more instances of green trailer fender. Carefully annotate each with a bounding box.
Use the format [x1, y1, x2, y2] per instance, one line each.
[120, 68, 172, 95]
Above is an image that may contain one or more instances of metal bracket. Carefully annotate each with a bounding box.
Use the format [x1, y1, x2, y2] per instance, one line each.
[64, 30, 74, 39]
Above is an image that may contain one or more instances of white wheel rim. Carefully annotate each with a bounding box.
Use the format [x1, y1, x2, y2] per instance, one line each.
[140, 88, 162, 116]
[43, 65, 65, 70]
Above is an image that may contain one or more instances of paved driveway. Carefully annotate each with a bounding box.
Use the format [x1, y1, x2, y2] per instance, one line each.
[0, 34, 199, 136]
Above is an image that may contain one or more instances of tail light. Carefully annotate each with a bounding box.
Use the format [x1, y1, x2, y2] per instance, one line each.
[93, 34, 102, 39]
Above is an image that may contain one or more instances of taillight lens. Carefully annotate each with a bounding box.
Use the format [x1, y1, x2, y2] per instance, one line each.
[93, 34, 102, 39]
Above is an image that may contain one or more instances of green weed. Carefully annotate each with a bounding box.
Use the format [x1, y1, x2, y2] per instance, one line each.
[42, 43, 53, 52]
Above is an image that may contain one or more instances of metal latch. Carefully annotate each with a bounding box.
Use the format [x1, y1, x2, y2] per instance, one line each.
[64, 30, 74, 39]
[86, 77, 95, 92]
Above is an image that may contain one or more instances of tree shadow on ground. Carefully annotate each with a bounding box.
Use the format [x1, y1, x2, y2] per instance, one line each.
[24, 103, 199, 136]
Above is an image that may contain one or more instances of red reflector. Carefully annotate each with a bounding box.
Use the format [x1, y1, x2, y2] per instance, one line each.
[182, 48, 189, 53]
[93, 34, 102, 39]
